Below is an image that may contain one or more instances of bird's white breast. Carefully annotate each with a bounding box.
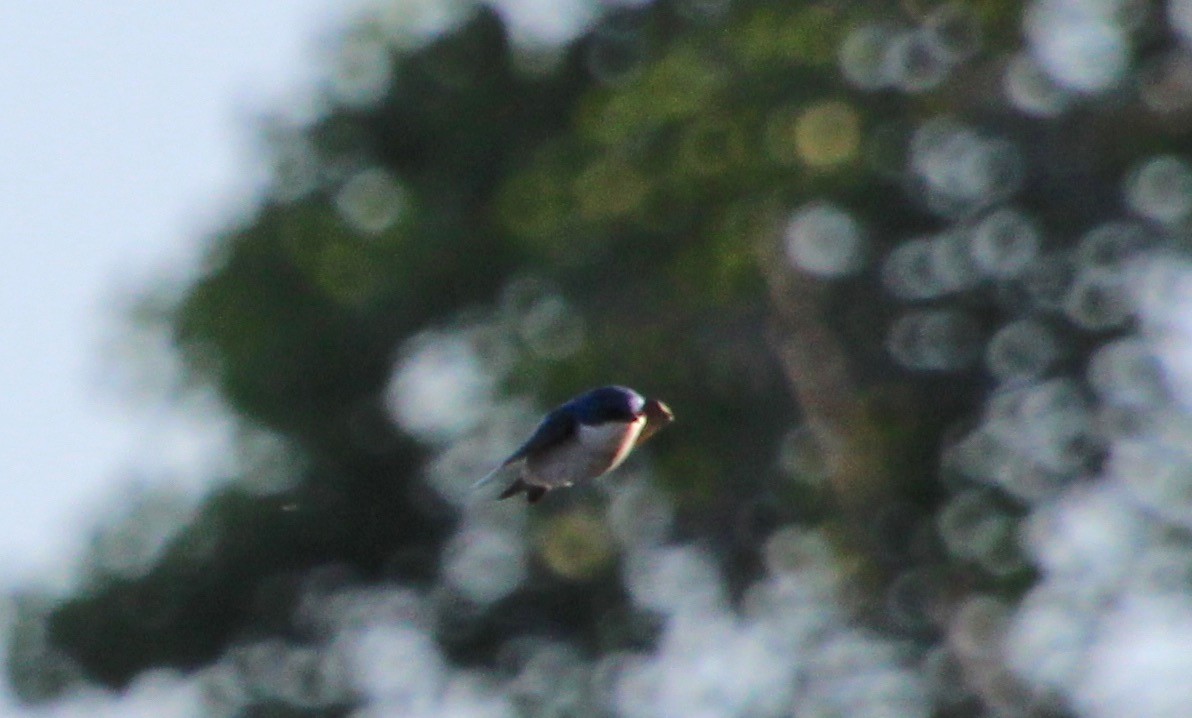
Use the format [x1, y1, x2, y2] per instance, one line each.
[524, 415, 646, 488]
[578, 414, 646, 469]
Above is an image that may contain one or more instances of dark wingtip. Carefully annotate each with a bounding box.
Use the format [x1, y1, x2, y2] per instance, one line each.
[497, 480, 548, 504]
[498, 479, 523, 500]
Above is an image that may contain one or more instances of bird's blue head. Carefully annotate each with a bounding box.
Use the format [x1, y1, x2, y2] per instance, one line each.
[566, 385, 645, 425]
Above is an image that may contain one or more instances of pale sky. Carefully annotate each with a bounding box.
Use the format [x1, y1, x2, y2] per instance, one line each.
[0, 0, 365, 588]
[0, 2, 375, 714]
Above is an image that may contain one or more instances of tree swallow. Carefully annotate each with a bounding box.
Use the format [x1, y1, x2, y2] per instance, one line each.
[473, 386, 674, 503]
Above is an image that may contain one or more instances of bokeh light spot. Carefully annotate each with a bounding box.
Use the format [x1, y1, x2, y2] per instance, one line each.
[783, 201, 868, 278]
[1125, 155, 1192, 226]
[335, 167, 406, 235]
[794, 100, 862, 168]
[537, 510, 616, 581]
[385, 330, 495, 443]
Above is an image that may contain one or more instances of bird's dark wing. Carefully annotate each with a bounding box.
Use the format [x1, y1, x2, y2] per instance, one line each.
[503, 407, 578, 464]
[470, 407, 577, 495]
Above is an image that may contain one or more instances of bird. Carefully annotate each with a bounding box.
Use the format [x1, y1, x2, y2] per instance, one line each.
[472, 386, 674, 504]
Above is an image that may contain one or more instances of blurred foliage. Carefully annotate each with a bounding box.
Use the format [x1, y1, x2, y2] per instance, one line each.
[12, 0, 1192, 715]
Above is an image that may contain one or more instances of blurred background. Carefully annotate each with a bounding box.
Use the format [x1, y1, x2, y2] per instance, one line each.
[5, 0, 1192, 716]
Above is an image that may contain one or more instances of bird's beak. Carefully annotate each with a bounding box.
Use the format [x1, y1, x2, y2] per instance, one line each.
[645, 399, 674, 424]
[634, 398, 674, 446]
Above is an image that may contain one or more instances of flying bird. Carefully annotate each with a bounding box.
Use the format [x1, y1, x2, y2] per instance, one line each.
[473, 386, 674, 503]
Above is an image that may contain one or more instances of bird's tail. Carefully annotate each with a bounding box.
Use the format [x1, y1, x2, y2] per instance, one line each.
[470, 463, 507, 493]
